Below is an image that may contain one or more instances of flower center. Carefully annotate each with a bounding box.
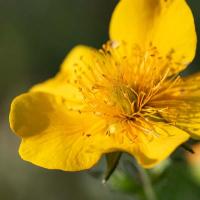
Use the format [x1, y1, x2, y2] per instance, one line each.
[70, 41, 183, 126]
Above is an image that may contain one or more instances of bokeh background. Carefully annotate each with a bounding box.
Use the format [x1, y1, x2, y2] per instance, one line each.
[0, 0, 200, 199]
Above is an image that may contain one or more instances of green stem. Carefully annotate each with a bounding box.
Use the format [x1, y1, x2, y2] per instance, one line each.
[135, 163, 157, 200]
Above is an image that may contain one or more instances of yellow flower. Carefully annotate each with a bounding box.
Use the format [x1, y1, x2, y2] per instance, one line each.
[9, 0, 198, 171]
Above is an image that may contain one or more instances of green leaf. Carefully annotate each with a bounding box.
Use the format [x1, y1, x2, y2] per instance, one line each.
[103, 152, 122, 183]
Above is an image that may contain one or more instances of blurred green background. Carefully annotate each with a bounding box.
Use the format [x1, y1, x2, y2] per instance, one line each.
[0, 0, 200, 199]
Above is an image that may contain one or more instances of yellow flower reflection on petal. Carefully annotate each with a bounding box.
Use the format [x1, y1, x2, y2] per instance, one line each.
[9, 0, 198, 171]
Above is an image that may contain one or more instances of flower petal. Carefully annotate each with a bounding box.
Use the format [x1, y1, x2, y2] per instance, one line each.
[31, 74, 82, 101]
[135, 123, 189, 168]
[110, 0, 197, 73]
[60, 45, 100, 78]
[9, 92, 136, 171]
[9, 92, 105, 170]
[158, 73, 200, 139]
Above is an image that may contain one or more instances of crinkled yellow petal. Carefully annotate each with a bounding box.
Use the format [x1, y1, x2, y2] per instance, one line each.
[110, 0, 197, 73]
[159, 73, 200, 139]
[136, 123, 189, 168]
[9, 92, 139, 171]
[9, 92, 106, 170]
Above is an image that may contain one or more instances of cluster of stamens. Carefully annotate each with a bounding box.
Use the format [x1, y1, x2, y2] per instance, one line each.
[65, 41, 190, 138]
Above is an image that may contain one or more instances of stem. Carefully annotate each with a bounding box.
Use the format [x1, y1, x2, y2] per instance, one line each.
[135, 163, 157, 200]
